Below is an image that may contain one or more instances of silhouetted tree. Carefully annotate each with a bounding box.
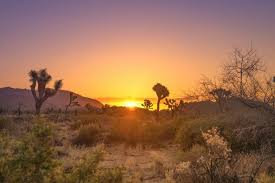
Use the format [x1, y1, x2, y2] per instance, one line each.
[164, 98, 185, 117]
[223, 47, 264, 98]
[153, 83, 169, 120]
[65, 92, 80, 113]
[209, 88, 231, 112]
[29, 69, 62, 115]
[141, 99, 153, 110]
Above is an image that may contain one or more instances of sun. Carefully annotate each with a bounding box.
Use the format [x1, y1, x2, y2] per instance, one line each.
[123, 101, 139, 108]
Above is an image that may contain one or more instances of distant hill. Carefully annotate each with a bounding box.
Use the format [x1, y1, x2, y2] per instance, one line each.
[0, 87, 103, 111]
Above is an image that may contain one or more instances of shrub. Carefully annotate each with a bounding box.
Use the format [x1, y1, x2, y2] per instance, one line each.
[230, 125, 272, 153]
[72, 124, 102, 146]
[108, 119, 145, 145]
[63, 151, 102, 183]
[0, 120, 58, 183]
[175, 117, 221, 150]
[108, 119, 175, 145]
[62, 150, 123, 183]
[0, 117, 10, 131]
[256, 173, 275, 183]
[0, 133, 15, 182]
[95, 167, 123, 183]
[143, 122, 176, 145]
[171, 127, 274, 183]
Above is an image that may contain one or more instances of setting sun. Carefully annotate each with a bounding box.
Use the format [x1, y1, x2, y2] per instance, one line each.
[123, 101, 140, 108]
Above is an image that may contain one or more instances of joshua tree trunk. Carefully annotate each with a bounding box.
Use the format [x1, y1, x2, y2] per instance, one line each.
[156, 98, 160, 121]
[35, 101, 42, 115]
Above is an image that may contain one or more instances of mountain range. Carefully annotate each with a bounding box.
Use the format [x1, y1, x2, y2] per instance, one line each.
[0, 87, 103, 111]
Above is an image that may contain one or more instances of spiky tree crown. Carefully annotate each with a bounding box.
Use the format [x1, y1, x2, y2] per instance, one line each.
[152, 83, 169, 99]
[142, 99, 153, 109]
[29, 68, 63, 114]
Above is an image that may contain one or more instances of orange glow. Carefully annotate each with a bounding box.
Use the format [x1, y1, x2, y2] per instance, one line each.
[122, 101, 140, 108]
[1, 1, 275, 100]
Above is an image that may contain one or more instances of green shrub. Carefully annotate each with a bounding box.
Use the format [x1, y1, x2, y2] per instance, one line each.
[0, 119, 124, 182]
[143, 122, 176, 145]
[257, 173, 275, 183]
[62, 151, 123, 183]
[0, 120, 58, 183]
[108, 119, 145, 145]
[95, 167, 123, 183]
[0, 117, 10, 130]
[0, 133, 15, 182]
[63, 151, 102, 183]
[175, 119, 216, 150]
[108, 119, 175, 145]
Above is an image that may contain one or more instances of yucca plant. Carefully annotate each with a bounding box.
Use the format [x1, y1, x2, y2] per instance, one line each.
[141, 99, 153, 110]
[153, 83, 169, 120]
[164, 98, 185, 117]
[65, 92, 80, 113]
[29, 69, 62, 115]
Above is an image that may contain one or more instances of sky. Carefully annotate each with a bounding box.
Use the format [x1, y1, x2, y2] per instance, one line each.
[0, 0, 275, 99]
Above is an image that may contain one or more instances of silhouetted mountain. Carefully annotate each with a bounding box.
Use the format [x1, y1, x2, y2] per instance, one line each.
[0, 87, 103, 111]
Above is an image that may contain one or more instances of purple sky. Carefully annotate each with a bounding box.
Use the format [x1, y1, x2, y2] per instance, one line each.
[0, 0, 275, 98]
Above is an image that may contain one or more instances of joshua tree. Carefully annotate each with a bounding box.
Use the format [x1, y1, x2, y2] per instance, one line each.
[209, 88, 231, 112]
[153, 83, 169, 120]
[65, 92, 80, 113]
[141, 99, 153, 110]
[29, 69, 62, 115]
[164, 99, 185, 117]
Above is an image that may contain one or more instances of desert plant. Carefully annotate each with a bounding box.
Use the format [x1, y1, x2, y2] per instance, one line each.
[94, 167, 123, 183]
[63, 151, 102, 183]
[141, 99, 153, 110]
[231, 125, 272, 153]
[164, 99, 185, 117]
[172, 127, 274, 183]
[29, 69, 62, 115]
[65, 92, 80, 113]
[0, 117, 10, 130]
[72, 124, 102, 146]
[256, 173, 275, 183]
[153, 83, 169, 121]
[62, 150, 123, 183]
[3, 120, 58, 183]
[209, 88, 231, 112]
